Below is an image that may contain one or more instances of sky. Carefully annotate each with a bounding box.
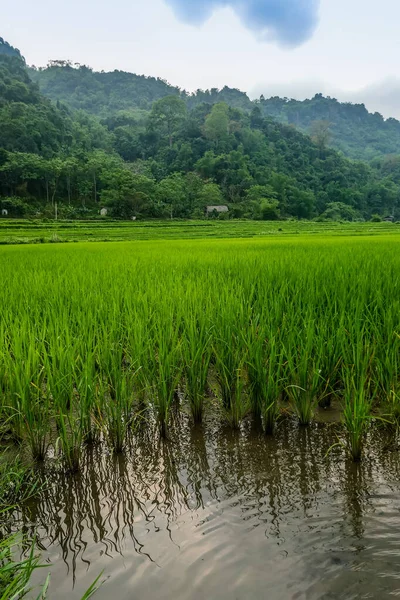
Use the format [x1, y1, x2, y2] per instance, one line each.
[3, 0, 400, 117]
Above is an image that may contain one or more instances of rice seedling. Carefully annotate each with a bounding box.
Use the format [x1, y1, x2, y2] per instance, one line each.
[286, 327, 325, 426]
[75, 354, 102, 445]
[340, 332, 376, 461]
[55, 410, 83, 473]
[103, 371, 135, 453]
[371, 329, 400, 427]
[0, 456, 102, 599]
[214, 320, 249, 429]
[182, 315, 212, 423]
[224, 360, 249, 430]
[247, 331, 283, 435]
[0, 535, 102, 599]
[147, 316, 183, 438]
[20, 381, 51, 463]
[342, 369, 374, 462]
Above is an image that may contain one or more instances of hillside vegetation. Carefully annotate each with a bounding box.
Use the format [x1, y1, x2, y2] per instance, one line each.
[1, 42, 400, 221]
[260, 94, 400, 160]
[29, 62, 400, 161]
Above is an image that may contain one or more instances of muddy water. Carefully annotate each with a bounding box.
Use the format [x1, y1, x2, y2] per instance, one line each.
[17, 415, 400, 599]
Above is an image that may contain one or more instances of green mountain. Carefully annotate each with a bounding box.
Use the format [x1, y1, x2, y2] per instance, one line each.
[30, 64, 400, 162]
[29, 61, 183, 114]
[1, 41, 400, 221]
[29, 62, 253, 114]
[259, 94, 400, 161]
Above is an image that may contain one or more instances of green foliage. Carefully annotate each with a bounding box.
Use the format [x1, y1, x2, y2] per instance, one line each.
[149, 95, 187, 147]
[319, 202, 360, 222]
[101, 169, 155, 218]
[260, 199, 280, 220]
[30, 63, 400, 162]
[204, 102, 230, 145]
[3, 50, 400, 220]
[29, 62, 184, 113]
[259, 93, 400, 161]
[0, 196, 30, 217]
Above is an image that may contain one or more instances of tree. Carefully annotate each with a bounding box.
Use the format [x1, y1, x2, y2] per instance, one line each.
[156, 173, 187, 218]
[246, 185, 278, 203]
[100, 168, 155, 218]
[245, 185, 279, 220]
[44, 157, 63, 205]
[62, 157, 79, 204]
[150, 96, 186, 147]
[204, 103, 230, 147]
[195, 151, 216, 179]
[196, 183, 223, 209]
[260, 199, 280, 220]
[85, 151, 121, 203]
[319, 202, 360, 221]
[250, 106, 263, 129]
[288, 188, 315, 219]
[310, 120, 332, 157]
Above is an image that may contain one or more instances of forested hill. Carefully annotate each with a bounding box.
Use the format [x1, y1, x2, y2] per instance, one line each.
[29, 62, 183, 114]
[28, 62, 253, 113]
[2, 42, 400, 222]
[259, 94, 400, 161]
[29, 63, 400, 161]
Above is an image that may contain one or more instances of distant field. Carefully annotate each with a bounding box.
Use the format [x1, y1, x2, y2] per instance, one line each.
[0, 219, 399, 244]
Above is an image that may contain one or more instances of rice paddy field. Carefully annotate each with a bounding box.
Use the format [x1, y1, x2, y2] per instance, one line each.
[0, 217, 399, 244]
[2, 227, 400, 598]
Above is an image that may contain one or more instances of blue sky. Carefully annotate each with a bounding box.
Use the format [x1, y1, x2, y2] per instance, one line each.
[3, 0, 400, 117]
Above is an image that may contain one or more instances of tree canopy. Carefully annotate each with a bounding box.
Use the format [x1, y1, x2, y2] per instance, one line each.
[1, 42, 400, 221]
[29, 63, 400, 162]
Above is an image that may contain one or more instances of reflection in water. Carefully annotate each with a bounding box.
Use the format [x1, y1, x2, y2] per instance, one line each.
[15, 417, 400, 599]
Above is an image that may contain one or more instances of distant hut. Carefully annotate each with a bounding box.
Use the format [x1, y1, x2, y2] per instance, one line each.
[206, 205, 229, 217]
[100, 208, 108, 217]
[384, 215, 395, 222]
[1, 209, 8, 217]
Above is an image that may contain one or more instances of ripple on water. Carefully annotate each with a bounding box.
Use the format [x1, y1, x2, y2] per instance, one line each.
[18, 420, 400, 599]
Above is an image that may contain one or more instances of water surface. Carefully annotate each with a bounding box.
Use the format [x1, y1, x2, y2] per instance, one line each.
[17, 416, 400, 599]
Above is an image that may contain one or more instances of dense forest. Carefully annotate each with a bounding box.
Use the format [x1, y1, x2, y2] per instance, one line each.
[2, 39, 400, 221]
[259, 95, 400, 161]
[30, 61, 400, 162]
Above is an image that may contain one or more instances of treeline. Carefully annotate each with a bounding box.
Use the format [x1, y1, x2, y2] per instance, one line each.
[1, 49, 400, 221]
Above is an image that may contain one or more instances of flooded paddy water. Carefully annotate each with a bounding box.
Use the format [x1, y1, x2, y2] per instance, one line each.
[15, 411, 400, 600]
